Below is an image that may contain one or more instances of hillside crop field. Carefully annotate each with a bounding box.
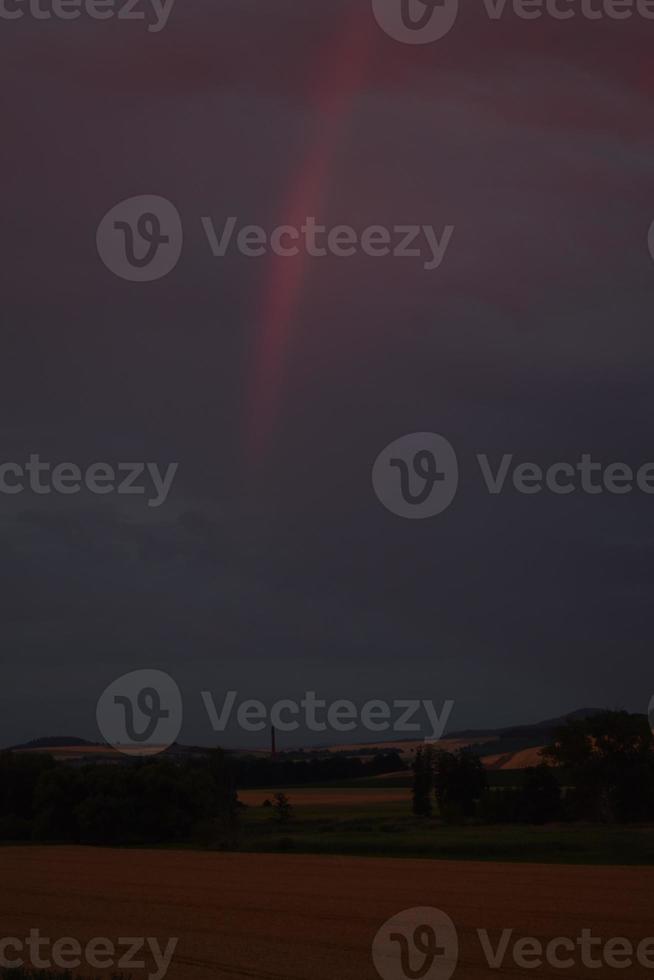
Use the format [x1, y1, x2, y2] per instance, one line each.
[2, 847, 654, 979]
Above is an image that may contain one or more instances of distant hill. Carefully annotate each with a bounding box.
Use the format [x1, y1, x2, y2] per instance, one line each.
[313, 708, 612, 771]
[6, 738, 221, 766]
[447, 707, 604, 742]
[9, 736, 99, 750]
[315, 708, 606, 754]
[4, 708, 626, 773]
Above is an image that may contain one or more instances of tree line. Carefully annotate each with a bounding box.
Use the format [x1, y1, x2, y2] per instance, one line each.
[0, 748, 403, 845]
[235, 750, 403, 787]
[412, 711, 654, 824]
[0, 749, 238, 846]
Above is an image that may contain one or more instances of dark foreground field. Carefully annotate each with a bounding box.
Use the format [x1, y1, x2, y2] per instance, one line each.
[2, 846, 654, 980]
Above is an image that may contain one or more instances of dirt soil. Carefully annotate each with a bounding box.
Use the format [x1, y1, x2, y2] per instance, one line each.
[1, 846, 653, 979]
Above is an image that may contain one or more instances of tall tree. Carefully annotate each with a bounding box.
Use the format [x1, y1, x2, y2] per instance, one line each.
[433, 748, 486, 820]
[544, 710, 654, 822]
[412, 745, 433, 816]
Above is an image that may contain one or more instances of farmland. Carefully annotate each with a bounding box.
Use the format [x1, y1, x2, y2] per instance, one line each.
[236, 792, 654, 865]
[238, 787, 409, 807]
[2, 846, 654, 980]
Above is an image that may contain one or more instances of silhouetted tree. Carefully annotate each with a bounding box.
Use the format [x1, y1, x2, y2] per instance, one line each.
[544, 710, 654, 822]
[412, 745, 433, 816]
[433, 748, 486, 821]
[515, 765, 562, 824]
[272, 792, 292, 824]
[1, 752, 239, 846]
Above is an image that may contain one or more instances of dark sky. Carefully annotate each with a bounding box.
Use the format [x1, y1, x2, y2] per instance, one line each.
[2, 0, 654, 749]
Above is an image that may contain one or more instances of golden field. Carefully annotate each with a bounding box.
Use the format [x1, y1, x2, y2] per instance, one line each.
[2, 846, 654, 979]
